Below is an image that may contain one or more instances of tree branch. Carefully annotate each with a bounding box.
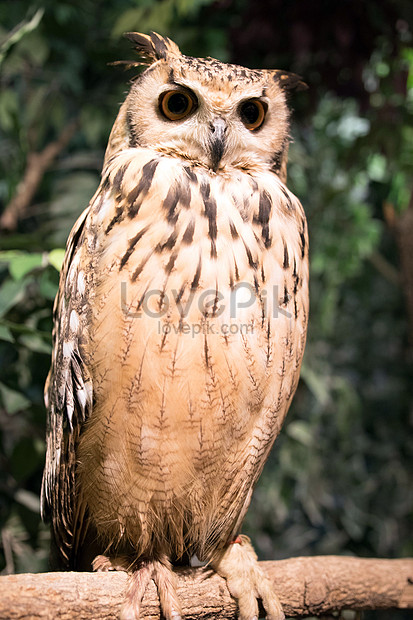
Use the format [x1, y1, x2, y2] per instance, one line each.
[0, 119, 79, 231]
[0, 556, 412, 619]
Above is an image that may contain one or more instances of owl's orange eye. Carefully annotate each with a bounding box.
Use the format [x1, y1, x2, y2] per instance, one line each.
[159, 89, 196, 121]
[239, 99, 267, 130]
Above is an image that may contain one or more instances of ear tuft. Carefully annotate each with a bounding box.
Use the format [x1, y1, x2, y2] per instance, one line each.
[271, 70, 308, 91]
[124, 31, 181, 64]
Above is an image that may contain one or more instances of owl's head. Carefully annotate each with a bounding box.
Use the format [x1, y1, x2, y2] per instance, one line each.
[106, 32, 306, 178]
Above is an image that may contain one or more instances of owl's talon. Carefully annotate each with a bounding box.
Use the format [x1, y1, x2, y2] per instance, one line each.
[119, 556, 181, 620]
[92, 554, 130, 572]
[212, 535, 284, 620]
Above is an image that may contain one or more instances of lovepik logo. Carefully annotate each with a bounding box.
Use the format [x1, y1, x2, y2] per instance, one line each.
[120, 282, 292, 320]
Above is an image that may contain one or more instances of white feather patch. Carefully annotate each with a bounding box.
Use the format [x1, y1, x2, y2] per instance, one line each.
[69, 310, 80, 332]
[63, 341, 74, 358]
[77, 271, 86, 296]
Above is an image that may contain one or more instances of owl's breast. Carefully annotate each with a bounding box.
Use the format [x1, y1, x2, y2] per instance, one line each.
[76, 150, 309, 554]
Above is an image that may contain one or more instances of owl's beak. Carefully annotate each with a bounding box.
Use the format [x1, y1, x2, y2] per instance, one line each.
[209, 118, 227, 171]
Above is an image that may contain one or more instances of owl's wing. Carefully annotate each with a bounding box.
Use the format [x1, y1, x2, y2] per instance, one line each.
[41, 206, 93, 568]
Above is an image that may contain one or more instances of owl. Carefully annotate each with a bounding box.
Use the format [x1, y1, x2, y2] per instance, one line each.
[41, 32, 309, 620]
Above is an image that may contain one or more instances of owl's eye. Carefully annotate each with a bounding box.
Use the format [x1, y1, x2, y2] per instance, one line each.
[239, 99, 267, 130]
[159, 89, 196, 121]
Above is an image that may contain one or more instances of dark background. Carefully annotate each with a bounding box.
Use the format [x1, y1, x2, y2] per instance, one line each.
[0, 0, 412, 615]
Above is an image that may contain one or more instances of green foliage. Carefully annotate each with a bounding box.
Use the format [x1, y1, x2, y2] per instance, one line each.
[0, 0, 412, 588]
[111, 0, 216, 38]
[0, 249, 59, 573]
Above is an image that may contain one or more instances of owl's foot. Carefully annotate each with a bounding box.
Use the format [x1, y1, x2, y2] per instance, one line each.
[119, 556, 182, 620]
[92, 554, 131, 572]
[212, 535, 284, 620]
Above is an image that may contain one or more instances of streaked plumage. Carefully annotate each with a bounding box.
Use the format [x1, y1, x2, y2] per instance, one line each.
[42, 32, 309, 620]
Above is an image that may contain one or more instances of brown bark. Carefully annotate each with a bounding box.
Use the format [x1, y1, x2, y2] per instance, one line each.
[0, 119, 79, 231]
[0, 556, 412, 619]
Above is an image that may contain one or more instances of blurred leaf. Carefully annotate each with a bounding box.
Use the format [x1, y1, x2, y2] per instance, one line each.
[0, 278, 25, 318]
[0, 323, 14, 342]
[112, 7, 156, 39]
[0, 251, 21, 262]
[286, 421, 313, 447]
[0, 382, 31, 414]
[39, 270, 59, 301]
[300, 363, 330, 407]
[14, 489, 41, 514]
[8, 253, 44, 281]
[368, 153, 387, 182]
[402, 47, 413, 90]
[46, 173, 99, 246]
[47, 249, 65, 272]
[0, 89, 18, 131]
[19, 334, 51, 355]
[0, 7, 44, 66]
[0, 319, 51, 339]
